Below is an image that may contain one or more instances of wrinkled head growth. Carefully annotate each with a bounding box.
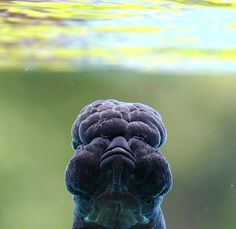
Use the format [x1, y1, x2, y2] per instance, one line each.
[66, 100, 172, 229]
[71, 100, 167, 149]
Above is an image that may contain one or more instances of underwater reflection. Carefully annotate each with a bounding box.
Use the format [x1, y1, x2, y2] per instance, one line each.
[0, 0, 236, 73]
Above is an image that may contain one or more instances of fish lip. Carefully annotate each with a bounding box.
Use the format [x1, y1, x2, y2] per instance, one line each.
[106, 141, 133, 155]
[100, 147, 136, 165]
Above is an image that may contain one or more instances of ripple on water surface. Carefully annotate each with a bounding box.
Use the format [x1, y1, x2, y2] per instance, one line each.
[0, 0, 236, 73]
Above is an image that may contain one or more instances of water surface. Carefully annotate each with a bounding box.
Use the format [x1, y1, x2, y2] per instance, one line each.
[1, 0, 236, 73]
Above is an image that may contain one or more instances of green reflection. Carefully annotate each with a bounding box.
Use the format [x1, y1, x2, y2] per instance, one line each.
[0, 71, 235, 229]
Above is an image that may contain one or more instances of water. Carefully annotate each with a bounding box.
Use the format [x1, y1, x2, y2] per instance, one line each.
[1, 0, 236, 73]
[1, 2, 236, 229]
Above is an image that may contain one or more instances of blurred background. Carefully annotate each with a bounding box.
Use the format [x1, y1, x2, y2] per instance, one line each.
[0, 1, 236, 229]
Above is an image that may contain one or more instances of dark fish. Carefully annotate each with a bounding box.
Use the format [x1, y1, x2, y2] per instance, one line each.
[65, 100, 172, 229]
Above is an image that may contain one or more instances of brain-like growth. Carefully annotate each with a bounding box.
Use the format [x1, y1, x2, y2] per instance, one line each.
[65, 100, 172, 229]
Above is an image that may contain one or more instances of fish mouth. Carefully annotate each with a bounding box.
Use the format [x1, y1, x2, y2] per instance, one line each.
[100, 146, 136, 170]
[100, 136, 136, 170]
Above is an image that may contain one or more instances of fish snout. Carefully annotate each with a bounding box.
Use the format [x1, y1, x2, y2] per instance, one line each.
[100, 136, 136, 171]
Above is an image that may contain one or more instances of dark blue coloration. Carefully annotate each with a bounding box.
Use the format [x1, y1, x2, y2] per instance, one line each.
[65, 100, 172, 229]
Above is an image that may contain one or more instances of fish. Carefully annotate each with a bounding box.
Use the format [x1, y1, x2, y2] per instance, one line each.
[65, 99, 172, 229]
